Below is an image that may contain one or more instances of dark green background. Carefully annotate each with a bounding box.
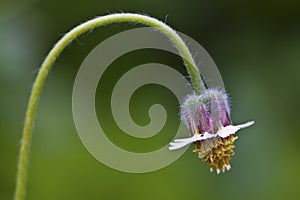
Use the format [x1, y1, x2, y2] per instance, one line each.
[1, 0, 300, 199]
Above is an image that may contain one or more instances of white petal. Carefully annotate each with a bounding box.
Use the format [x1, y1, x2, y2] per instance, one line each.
[169, 142, 191, 150]
[217, 121, 254, 138]
[168, 132, 211, 150]
[236, 121, 255, 129]
[202, 132, 215, 140]
[173, 133, 204, 143]
[193, 134, 207, 142]
[174, 137, 194, 143]
[217, 125, 239, 138]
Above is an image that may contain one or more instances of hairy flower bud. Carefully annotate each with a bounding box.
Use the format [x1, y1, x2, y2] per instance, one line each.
[169, 89, 254, 174]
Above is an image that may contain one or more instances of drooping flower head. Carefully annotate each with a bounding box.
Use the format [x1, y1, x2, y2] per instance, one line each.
[169, 89, 254, 174]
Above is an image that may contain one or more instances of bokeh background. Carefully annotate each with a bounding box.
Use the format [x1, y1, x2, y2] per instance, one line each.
[1, 0, 300, 199]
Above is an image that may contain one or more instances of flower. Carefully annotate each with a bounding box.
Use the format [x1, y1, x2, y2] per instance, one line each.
[169, 89, 254, 174]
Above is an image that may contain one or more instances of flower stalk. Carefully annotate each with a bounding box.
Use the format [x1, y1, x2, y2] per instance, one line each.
[14, 13, 204, 200]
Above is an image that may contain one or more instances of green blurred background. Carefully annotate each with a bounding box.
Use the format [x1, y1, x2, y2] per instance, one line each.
[1, 0, 300, 199]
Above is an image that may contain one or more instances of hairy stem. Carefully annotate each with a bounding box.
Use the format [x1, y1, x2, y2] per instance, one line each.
[14, 13, 205, 200]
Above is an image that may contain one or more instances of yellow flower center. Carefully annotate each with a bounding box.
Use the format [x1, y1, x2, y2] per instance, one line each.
[193, 135, 238, 173]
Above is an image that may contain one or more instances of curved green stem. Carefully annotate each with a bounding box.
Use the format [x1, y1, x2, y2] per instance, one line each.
[14, 13, 205, 200]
